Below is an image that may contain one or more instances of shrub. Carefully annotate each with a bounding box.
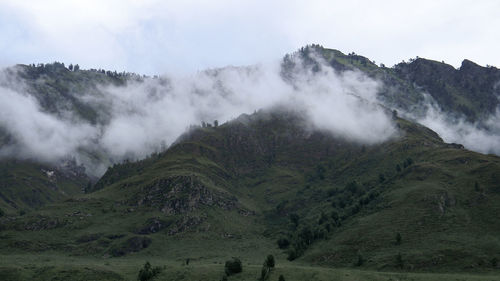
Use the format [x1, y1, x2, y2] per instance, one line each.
[395, 233, 402, 245]
[220, 274, 228, 281]
[330, 211, 339, 221]
[355, 254, 364, 266]
[278, 275, 285, 281]
[318, 211, 328, 225]
[492, 257, 498, 267]
[224, 257, 242, 276]
[260, 264, 270, 281]
[289, 213, 299, 228]
[396, 253, 404, 269]
[265, 254, 275, 268]
[378, 173, 385, 183]
[346, 181, 358, 194]
[137, 261, 161, 281]
[277, 238, 290, 249]
[0, 208, 4, 217]
[287, 248, 298, 261]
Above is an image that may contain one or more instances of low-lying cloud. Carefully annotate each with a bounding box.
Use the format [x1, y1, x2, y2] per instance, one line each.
[0, 57, 397, 176]
[3, 52, 499, 178]
[410, 95, 500, 155]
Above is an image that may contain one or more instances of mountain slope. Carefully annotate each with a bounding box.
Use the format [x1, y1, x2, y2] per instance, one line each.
[290, 45, 500, 121]
[1, 109, 499, 276]
[0, 159, 88, 214]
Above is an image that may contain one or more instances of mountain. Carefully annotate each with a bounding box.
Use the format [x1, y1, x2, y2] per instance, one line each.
[1, 108, 500, 280]
[0, 47, 500, 280]
[285, 45, 500, 121]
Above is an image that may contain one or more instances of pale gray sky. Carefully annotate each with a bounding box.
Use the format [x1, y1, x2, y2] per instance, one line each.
[1, 0, 499, 75]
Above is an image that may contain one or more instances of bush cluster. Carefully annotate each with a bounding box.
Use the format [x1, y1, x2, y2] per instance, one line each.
[224, 257, 242, 276]
[137, 262, 161, 281]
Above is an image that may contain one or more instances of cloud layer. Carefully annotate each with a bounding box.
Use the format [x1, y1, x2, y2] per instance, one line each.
[1, 52, 499, 178]
[0, 58, 397, 176]
[413, 96, 500, 155]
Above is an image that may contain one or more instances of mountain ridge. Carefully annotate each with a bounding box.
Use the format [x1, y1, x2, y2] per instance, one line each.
[1, 46, 500, 280]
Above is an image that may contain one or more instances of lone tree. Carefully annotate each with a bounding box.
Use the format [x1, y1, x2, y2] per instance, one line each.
[260, 255, 275, 281]
[355, 254, 364, 266]
[396, 253, 404, 269]
[396, 232, 402, 245]
[137, 261, 161, 281]
[265, 255, 275, 268]
[224, 257, 242, 276]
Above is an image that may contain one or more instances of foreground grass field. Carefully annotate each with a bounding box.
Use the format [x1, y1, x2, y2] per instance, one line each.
[1, 254, 499, 281]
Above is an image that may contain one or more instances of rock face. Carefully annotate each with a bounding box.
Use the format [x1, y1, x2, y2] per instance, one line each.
[136, 218, 171, 234]
[136, 175, 237, 214]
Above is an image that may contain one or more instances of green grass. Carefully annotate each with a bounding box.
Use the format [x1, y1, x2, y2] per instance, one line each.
[1, 254, 499, 281]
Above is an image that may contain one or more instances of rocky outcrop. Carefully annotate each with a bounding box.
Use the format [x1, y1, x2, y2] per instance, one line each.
[136, 176, 237, 215]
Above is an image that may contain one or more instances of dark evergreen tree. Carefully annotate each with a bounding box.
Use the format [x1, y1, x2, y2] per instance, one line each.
[396, 232, 402, 245]
[265, 255, 275, 268]
[224, 257, 242, 276]
[396, 253, 404, 269]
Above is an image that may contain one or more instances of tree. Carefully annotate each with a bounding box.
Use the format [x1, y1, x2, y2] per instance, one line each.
[378, 173, 385, 183]
[396, 232, 402, 245]
[259, 264, 270, 281]
[278, 275, 285, 281]
[68, 64, 73, 71]
[355, 254, 364, 266]
[491, 257, 498, 267]
[346, 181, 358, 194]
[74, 64, 80, 71]
[137, 261, 161, 281]
[277, 238, 290, 249]
[396, 253, 404, 269]
[214, 120, 219, 127]
[290, 213, 299, 228]
[265, 255, 275, 268]
[318, 211, 328, 225]
[224, 257, 242, 276]
[0, 208, 4, 217]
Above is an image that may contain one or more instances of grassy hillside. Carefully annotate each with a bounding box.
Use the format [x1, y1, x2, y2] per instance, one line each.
[1, 109, 499, 280]
[0, 159, 88, 214]
[1, 49, 500, 280]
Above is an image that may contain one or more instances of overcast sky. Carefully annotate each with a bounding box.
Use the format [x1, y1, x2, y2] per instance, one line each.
[1, 0, 499, 75]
